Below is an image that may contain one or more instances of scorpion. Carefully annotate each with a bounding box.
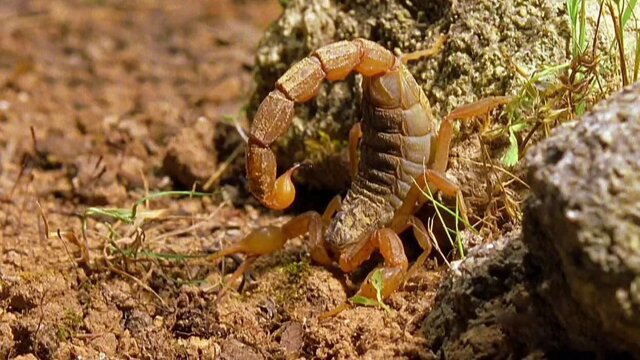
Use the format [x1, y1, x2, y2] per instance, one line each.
[210, 37, 509, 315]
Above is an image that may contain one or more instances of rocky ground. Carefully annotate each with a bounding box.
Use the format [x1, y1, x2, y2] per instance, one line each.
[1, 0, 637, 359]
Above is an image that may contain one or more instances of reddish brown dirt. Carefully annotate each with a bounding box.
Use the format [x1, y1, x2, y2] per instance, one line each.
[0, 1, 513, 359]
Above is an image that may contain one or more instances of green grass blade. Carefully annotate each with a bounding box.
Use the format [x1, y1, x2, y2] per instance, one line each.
[126, 250, 208, 260]
[622, 0, 639, 28]
[578, 0, 587, 53]
[455, 197, 464, 258]
[371, 269, 385, 303]
[415, 180, 478, 235]
[567, 0, 581, 55]
[567, 0, 588, 55]
[634, 31, 640, 81]
[131, 190, 212, 219]
[134, 190, 210, 205]
[349, 295, 380, 307]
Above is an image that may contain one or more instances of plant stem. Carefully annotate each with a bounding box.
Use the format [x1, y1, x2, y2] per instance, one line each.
[608, 0, 629, 86]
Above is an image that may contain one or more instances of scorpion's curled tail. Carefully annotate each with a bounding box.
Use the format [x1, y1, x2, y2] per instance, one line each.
[247, 39, 398, 210]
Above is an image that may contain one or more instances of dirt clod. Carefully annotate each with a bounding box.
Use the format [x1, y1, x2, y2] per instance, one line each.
[279, 321, 304, 355]
[162, 118, 218, 189]
[12, 355, 39, 360]
[220, 339, 264, 360]
[70, 154, 127, 205]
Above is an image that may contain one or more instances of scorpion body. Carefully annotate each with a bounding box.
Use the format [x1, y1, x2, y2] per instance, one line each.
[209, 38, 502, 315]
[326, 65, 438, 251]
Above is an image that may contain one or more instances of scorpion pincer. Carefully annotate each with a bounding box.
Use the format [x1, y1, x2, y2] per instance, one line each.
[209, 37, 506, 315]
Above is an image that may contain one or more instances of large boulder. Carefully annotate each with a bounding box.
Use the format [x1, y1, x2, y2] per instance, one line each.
[421, 232, 570, 358]
[525, 82, 640, 354]
[422, 82, 640, 358]
[249, 0, 572, 190]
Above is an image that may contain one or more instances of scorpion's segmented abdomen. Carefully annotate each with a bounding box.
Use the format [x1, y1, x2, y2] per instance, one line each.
[350, 65, 438, 212]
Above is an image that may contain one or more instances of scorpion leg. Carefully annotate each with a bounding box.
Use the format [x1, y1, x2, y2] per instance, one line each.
[208, 195, 342, 294]
[379, 98, 512, 284]
[322, 171, 463, 315]
[304, 195, 343, 266]
[423, 96, 513, 216]
[320, 228, 409, 318]
[392, 168, 468, 231]
[347, 229, 408, 300]
[348, 122, 363, 178]
[376, 116, 469, 284]
[322, 194, 342, 224]
[383, 98, 510, 280]
[390, 216, 433, 283]
[321, 174, 464, 317]
[409, 115, 469, 220]
[446, 96, 511, 133]
[400, 35, 447, 64]
[216, 255, 258, 299]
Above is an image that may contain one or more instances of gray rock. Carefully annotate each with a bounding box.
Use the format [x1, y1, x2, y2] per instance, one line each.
[525, 82, 640, 354]
[421, 232, 569, 358]
[422, 82, 640, 358]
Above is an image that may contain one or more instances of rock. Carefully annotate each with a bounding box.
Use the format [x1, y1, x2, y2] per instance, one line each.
[220, 339, 263, 360]
[0, 320, 13, 359]
[12, 355, 39, 360]
[89, 332, 118, 357]
[3, 272, 68, 312]
[70, 154, 127, 205]
[249, 0, 572, 190]
[162, 118, 217, 189]
[279, 321, 304, 355]
[35, 132, 90, 168]
[421, 232, 569, 358]
[525, 82, 640, 354]
[177, 336, 220, 360]
[117, 156, 146, 189]
[11, 321, 60, 359]
[422, 83, 640, 358]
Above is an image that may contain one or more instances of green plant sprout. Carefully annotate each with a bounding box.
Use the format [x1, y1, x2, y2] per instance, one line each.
[501, 129, 520, 167]
[81, 190, 213, 262]
[489, 0, 637, 168]
[349, 268, 391, 313]
[489, 61, 573, 167]
[82, 190, 211, 233]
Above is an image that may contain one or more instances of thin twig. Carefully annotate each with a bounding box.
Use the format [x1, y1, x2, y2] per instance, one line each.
[204, 143, 244, 191]
[607, 0, 629, 86]
[107, 264, 167, 308]
[458, 157, 529, 189]
[151, 202, 226, 243]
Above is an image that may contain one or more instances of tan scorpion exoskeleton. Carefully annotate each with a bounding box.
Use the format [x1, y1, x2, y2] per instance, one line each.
[209, 37, 509, 316]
